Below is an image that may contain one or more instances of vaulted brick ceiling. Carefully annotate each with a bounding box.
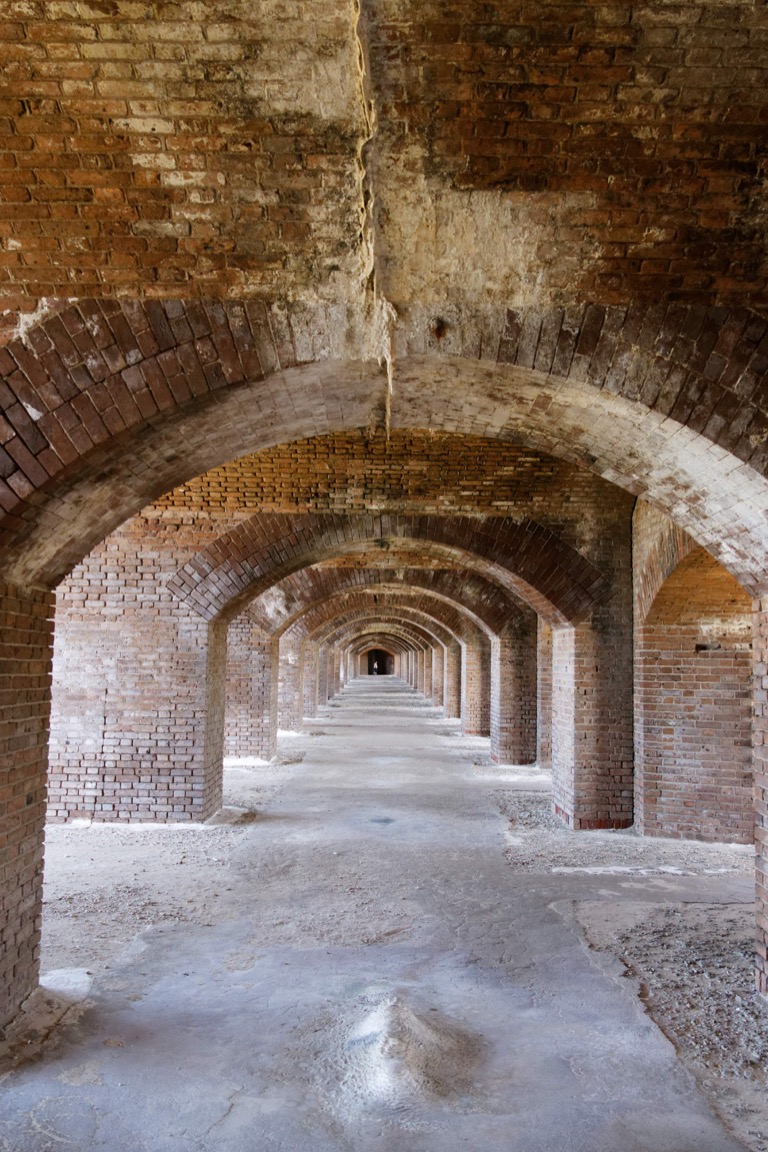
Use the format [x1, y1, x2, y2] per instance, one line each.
[0, 1, 765, 331]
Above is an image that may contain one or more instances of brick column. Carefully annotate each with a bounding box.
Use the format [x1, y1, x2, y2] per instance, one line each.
[490, 617, 537, 764]
[754, 601, 768, 993]
[551, 612, 633, 830]
[432, 644, 444, 706]
[0, 582, 54, 1030]
[331, 649, 343, 691]
[302, 641, 319, 718]
[225, 622, 278, 760]
[461, 639, 491, 736]
[537, 619, 552, 768]
[317, 644, 329, 705]
[277, 634, 302, 733]
[415, 648, 424, 694]
[326, 649, 335, 699]
[444, 641, 462, 718]
[49, 599, 225, 822]
[423, 646, 433, 699]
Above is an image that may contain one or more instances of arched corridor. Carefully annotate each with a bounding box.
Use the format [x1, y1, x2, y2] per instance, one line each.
[0, 1, 768, 1146]
[6, 678, 755, 1151]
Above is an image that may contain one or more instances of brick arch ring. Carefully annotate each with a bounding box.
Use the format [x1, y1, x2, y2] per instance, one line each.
[278, 587, 494, 646]
[1, 299, 768, 593]
[169, 513, 605, 628]
[244, 565, 531, 641]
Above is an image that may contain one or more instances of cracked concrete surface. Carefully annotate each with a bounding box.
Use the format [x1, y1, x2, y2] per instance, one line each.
[1, 677, 754, 1151]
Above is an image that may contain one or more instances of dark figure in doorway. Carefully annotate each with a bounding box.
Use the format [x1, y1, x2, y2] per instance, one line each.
[373, 661, 378, 675]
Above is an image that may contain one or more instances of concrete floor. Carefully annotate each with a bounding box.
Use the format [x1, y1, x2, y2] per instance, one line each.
[1, 677, 751, 1151]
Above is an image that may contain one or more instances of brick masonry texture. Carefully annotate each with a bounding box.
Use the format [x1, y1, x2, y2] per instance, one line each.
[365, 0, 768, 307]
[634, 501, 753, 843]
[0, 3, 765, 314]
[2, 0, 768, 1032]
[0, 2, 365, 309]
[753, 600, 768, 994]
[0, 580, 52, 1027]
[537, 619, 553, 769]
[490, 622, 538, 764]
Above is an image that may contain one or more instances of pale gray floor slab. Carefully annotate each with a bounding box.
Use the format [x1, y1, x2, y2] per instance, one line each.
[1, 677, 748, 1151]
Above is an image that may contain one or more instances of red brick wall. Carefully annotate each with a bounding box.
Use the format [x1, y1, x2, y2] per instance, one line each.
[637, 622, 752, 842]
[49, 523, 225, 821]
[0, 582, 53, 1029]
[0, 8, 364, 309]
[224, 620, 277, 761]
[461, 640, 491, 736]
[537, 619, 552, 769]
[367, 1, 768, 307]
[634, 508, 753, 843]
[490, 620, 537, 764]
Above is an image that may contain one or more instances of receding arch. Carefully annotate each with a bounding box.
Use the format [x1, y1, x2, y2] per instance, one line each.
[359, 645, 397, 678]
[9, 298, 768, 1029]
[1, 299, 767, 596]
[279, 587, 491, 646]
[168, 513, 605, 627]
[243, 564, 529, 640]
[306, 606, 461, 656]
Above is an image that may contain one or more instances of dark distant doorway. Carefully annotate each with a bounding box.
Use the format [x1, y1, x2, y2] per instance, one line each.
[368, 649, 394, 676]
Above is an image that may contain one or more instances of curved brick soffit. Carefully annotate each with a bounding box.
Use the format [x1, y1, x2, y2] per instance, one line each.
[299, 603, 460, 649]
[348, 636, 409, 658]
[644, 547, 752, 629]
[283, 595, 478, 646]
[348, 635, 412, 656]
[347, 637, 414, 661]
[296, 592, 480, 645]
[1, 298, 768, 586]
[633, 505, 700, 624]
[253, 599, 443, 651]
[245, 566, 529, 637]
[325, 618, 441, 652]
[317, 617, 451, 654]
[253, 570, 528, 641]
[315, 622, 435, 659]
[169, 513, 604, 627]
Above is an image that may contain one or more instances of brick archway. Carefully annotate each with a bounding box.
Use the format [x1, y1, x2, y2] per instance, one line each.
[4, 311, 768, 1029]
[247, 565, 529, 640]
[0, 301, 766, 591]
[634, 536, 753, 845]
[168, 513, 605, 627]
